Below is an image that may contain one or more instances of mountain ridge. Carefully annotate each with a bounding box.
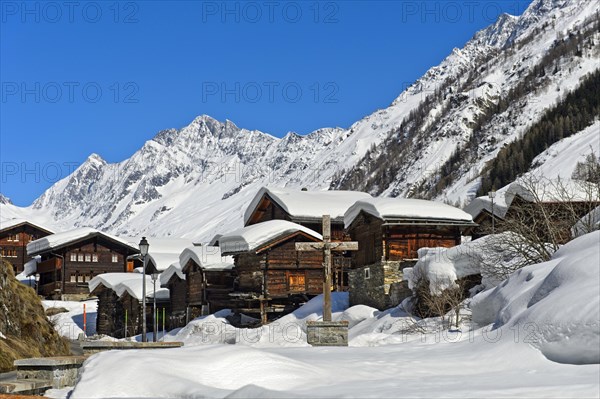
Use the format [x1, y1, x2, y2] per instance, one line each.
[2, 0, 598, 241]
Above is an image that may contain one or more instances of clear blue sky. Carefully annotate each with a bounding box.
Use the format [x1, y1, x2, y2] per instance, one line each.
[1, 0, 532, 206]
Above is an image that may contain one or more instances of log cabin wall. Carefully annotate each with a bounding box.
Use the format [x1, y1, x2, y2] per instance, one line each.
[244, 194, 349, 241]
[119, 294, 142, 338]
[167, 277, 187, 318]
[184, 260, 235, 316]
[385, 226, 461, 260]
[204, 270, 235, 313]
[0, 224, 51, 274]
[246, 196, 292, 226]
[185, 261, 204, 306]
[95, 287, 123, 336]
[348, 211, 462, 266]
[347, 212, 384, 267]
[234, 236, 324, 299]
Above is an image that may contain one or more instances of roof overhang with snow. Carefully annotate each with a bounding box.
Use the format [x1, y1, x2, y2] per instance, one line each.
[243, 187, 372, 226]
[27, 227, 139, 257]
[179, 245, 234, 273]
[344, 198, 476, 229]
[0, 218, 54, 236]
[218, 220, 322, 255]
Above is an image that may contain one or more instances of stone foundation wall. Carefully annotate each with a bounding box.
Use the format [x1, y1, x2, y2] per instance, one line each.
[349, 260, 416, 310]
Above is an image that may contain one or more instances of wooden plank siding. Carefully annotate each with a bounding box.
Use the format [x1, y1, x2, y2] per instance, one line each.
[183, 260, 235, 316]
[348, 211, 462, 266]
[0, 224, 52, 274]
[234, 237, 324, 299]
[34, 237, 137, 299]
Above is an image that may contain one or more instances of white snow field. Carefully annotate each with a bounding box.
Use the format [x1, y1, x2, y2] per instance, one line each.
[68, 232, 600, 399]
[42, 299, 98, 339]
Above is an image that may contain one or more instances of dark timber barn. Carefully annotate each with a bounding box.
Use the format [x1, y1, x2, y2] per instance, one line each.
[218, 220, 325, 323]
[344, 198, 476, 310]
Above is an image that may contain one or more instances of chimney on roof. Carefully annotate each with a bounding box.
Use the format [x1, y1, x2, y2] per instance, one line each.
[301, 187, 308, 191]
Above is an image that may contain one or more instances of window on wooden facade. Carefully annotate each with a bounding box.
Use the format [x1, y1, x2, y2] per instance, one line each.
[1, 249, 17, 257]
[7, 234, 19, 242]
[364, 267, 371, 280]
[77, 253, 84, 262]
[111, 254, 118, 263]
[70, 253, 77, 262]
[288, 273, 306, 292]
[92, 254, 98, 262]
[70, 274, 78, 283]
[85, 254, 91, 262]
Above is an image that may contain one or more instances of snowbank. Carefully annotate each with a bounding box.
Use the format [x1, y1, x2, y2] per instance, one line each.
[344, 197, 474, 228]
[218, 220, 322, 254]
[43, 299, 98, 339]
[404, 232, 528, 293]
[166, 293, 349, 347]
[471, 231, 600, 364]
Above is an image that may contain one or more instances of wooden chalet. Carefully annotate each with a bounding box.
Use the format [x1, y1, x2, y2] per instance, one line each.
[464, 180, 600, 242]
[178, 246, 234, 323]
[0, 219, 53, 274]
[218, 220, 325, 323]
[89, 273, 137, 337]
[89, 273, 169, 338]
[160, 262, 187, 328]
[243, 187, 371, 291]
[344, 198, 476, 309]
[115, 277, 170, 338]
[27, 228, 139, 299]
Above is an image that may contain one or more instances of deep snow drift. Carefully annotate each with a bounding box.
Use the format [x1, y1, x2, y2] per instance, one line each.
[67, 232, 600, 398]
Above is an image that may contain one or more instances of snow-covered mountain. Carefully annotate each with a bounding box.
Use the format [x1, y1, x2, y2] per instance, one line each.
[1, 0, 598, 241]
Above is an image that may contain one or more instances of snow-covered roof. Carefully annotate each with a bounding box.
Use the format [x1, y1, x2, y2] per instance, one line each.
[244, 187, 372, 224]
[128, 238, 194, 273]
[179, 246, 234, 272]
[27, 227, 139, 256]
[344, 198, 475, 228]
[464, 179, 600, 220]
[219, 220, 322, 255]
[464, 193, 510, 220]
[24, 256, 40, 277]
[89, 273, 140, 294]
[147, 252, 181, 273]
[0, 218, 54, 235]
[113, 275, 170, 301]
[160, 262, 185, 287]
[572, 206, 600, 238]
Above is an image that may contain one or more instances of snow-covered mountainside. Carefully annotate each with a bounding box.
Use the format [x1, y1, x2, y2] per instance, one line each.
[1, 0, 598, 240]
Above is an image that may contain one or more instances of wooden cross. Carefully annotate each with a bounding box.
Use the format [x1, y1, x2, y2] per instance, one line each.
[296, 215, 358, 321]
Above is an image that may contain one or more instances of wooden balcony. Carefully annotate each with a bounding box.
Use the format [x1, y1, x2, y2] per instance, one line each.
[37, 258, 61, 274]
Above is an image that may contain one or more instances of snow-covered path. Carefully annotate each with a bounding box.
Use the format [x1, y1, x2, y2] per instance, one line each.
[69, 334, 599, 398]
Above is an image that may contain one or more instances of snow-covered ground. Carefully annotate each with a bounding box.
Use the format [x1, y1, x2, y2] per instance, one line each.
[42, 299, 97, 339]
[62, 232, 600, 399]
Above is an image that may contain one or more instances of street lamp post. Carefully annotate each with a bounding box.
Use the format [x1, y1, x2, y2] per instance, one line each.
[139, 237, 149, 343]
[488, 190, 496, 234]
[151, 272, 160, 342]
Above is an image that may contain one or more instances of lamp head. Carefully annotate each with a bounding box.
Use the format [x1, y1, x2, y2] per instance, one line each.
[139, 236, 149, 256]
